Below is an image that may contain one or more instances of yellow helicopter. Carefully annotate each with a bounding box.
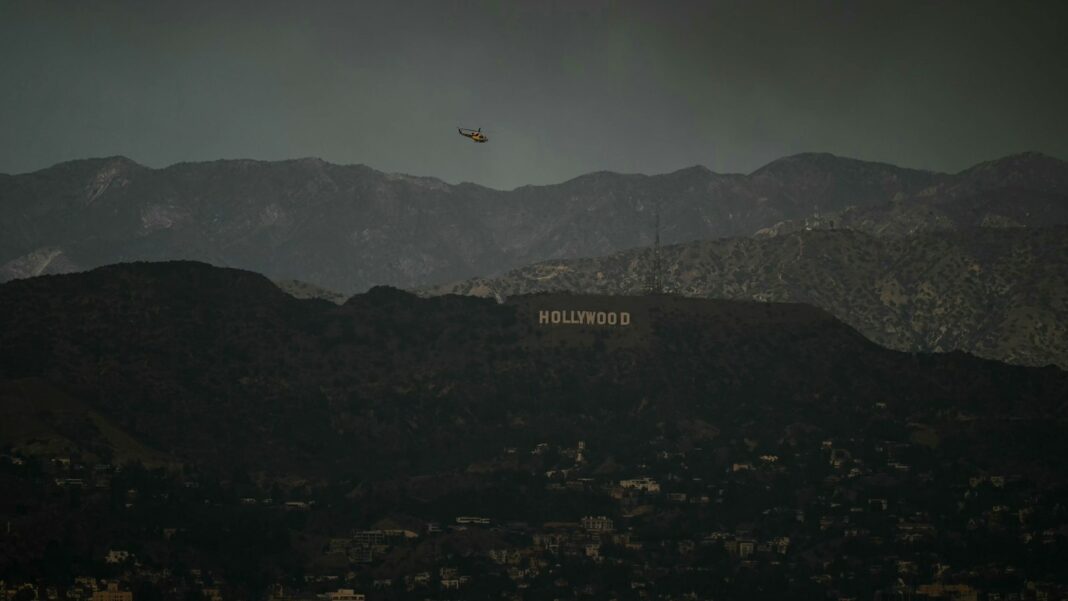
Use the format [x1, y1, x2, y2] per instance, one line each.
[458, 127, 489, 143]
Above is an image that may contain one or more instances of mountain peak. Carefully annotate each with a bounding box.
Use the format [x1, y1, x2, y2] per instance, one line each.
[667, 164, 715, 177]
[955, 151, 1068, 194]
[21, 155, 144, 176]
[750, 152, 926, 178]
[95, 155, 142, 168]
[960, 151, 1064, 173]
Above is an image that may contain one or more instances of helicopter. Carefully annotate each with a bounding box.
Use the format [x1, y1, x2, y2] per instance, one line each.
[458, 127, 489, 143]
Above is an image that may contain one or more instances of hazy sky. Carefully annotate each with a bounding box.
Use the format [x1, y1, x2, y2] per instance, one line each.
[2, 0, 1066, 189]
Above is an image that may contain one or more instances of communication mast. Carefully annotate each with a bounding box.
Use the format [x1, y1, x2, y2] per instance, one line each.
[646, 200, 664, 295]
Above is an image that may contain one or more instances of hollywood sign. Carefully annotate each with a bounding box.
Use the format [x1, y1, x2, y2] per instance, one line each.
[537, 309, 632, 326]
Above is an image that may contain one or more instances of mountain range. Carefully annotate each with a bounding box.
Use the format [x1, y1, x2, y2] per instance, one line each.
[2, 152, 1065, 294]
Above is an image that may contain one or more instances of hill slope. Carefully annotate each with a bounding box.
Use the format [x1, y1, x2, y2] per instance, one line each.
[426, 226, 1068, 369]
[1, 262, 1065, 479]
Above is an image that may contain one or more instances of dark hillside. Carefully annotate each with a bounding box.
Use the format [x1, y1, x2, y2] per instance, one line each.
[1, 262, 1065, 482]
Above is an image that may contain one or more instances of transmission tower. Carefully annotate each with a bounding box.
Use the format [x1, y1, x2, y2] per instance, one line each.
[646, 201, 664, 295]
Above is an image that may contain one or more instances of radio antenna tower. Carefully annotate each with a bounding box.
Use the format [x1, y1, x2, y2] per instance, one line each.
[646, 200, 664, 295]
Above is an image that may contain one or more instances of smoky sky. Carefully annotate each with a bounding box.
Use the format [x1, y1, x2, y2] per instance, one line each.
[1, 1, 1066, 189]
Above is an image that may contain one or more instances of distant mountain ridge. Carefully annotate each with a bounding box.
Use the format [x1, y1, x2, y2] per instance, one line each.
[2, 152, 1064, 293]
